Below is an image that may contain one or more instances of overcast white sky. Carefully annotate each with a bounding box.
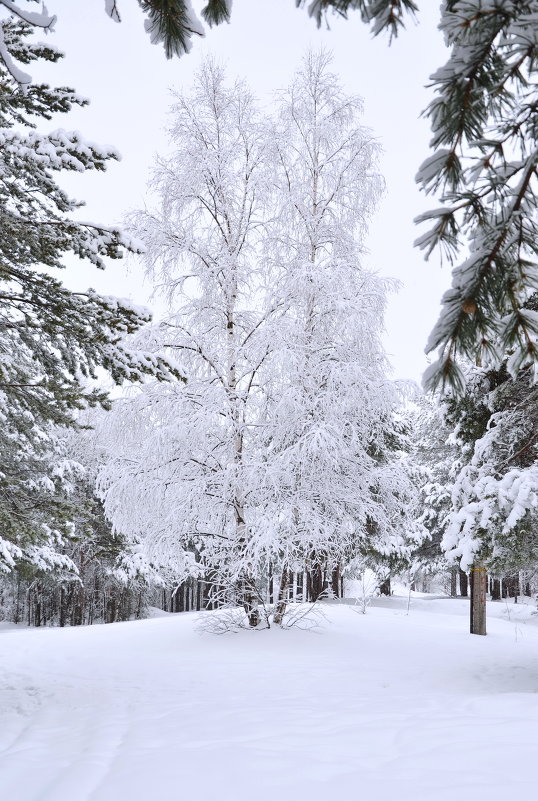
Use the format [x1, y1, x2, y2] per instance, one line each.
[34, 0, 449, 384]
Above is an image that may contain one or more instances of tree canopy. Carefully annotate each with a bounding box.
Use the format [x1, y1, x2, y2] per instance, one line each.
[97, 56, 422, 627]
[0, 14, 178, 576]
[3, 1, 538, 391]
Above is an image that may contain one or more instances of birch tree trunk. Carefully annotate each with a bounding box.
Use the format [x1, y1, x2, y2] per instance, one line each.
[273, 568, 290, 626]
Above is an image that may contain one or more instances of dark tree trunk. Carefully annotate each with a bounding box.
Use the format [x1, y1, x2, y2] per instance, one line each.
[504, 574, 519, 599]
[239, 575, 260, 627]
[379, 577, 391, 596]
[331, 565, 341, 598]
[459, 569, 468, 597]
[185, 580, 191, 612]
[450, 568, 457, 597]
[470, 564, 487, 635]
[59, 587, 66, 627]
[105, 597, 116, 624]
[13, 576, 21, 625]
[268, 562, 274, 604]
[296, 570, 304, 602]
[308, 564, 324, 601]
[490, 578, 501, 601]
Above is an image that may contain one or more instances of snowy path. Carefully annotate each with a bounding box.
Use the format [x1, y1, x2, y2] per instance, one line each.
[1, 597, 538, 801]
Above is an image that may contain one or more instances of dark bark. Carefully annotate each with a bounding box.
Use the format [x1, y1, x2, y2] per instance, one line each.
[379, 577, 391, 596]
[296, 570, 304, 602]
[450, 567, 457, 597]
[105, 597, 116, 624]
[490, 578, 501, 601]
[504, 574, 519, 599]
[459, 569, 468, 597]
[308, 564, 324, 601]
[268, 562, 274, 604]
[331, 565, 341, 598]
[240, 577, 260, 627]
[13, 576, 21, 625]
[59, 587, 66, 627]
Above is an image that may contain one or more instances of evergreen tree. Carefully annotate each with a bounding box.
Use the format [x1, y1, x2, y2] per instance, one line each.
[409, 395, 456, 571]
[417, 2, 538, 391]
[443, 357, 538, 579]
[0, 18, 176, 576]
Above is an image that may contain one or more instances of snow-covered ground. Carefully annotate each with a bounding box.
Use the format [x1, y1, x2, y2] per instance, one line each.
[2, 595, 538, 801]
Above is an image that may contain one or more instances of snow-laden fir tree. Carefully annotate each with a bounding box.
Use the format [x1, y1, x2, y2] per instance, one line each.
[0, 16, 176, 577]
[410, 396, 456, 564]
[97, 55, 422, 627]
[416, 2, 538, 391]
[0, 1, 415, 73]
[442, 344, 538, 582]
[0, 0, 227, 77]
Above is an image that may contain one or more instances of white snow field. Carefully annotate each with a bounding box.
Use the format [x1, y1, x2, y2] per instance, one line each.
[2, 595, 538, 801]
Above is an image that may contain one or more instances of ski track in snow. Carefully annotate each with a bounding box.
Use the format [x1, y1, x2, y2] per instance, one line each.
[1, 597, 538, 801]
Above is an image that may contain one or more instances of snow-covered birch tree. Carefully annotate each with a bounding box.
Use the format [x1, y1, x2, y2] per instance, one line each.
[98, 61, 274, 625]
[261, 51, 422, 620]
[98, 55, 421, 627]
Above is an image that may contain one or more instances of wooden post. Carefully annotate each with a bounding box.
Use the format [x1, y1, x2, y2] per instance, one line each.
[470, 564, 487, 635]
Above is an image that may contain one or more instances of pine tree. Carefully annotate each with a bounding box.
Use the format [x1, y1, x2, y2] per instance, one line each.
[0, 1, 417, 76]
[0, 17, 176, 576]
[444, 357, 538, 582]
[432, 327, 538, 633]
[417, 2, 538, 391]
[410, 396, 457, 568]
[0, 1, 230, 77]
